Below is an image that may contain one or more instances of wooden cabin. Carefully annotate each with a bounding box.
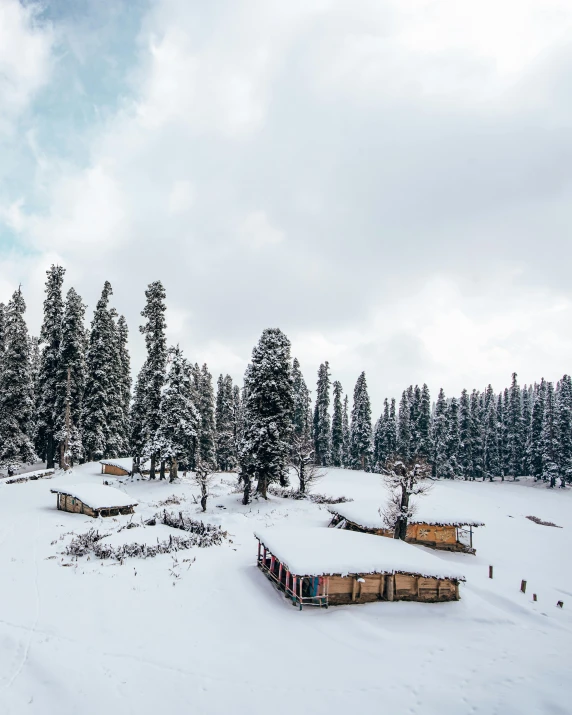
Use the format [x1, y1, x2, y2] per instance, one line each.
[51, 484, 138, 518]
[100, 460, 131, 477]
[255, 527, 464, 610]
[328, 502, 484, 554]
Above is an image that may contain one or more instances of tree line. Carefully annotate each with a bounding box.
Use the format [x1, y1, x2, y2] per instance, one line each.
[0, 266, 570, 497]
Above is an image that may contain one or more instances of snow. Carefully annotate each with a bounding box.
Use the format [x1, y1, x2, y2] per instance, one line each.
[1, 464, 571, 715]
[0, 468, 54, 484]
[50, 483, 138, 509]
[328, 500, 485, 529]
[255, 526, 465, 580]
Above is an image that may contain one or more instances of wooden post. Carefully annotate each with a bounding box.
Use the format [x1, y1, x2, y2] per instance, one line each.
[455, 581, 460, 600]
[278, 562, 283, 583]
[557, 601, 564, 608]
[285, 570, 290, 597]
[387, 574, 394, 601]
[533, 594, 537, 602]
[257, 541, 261, 563]
[379, 573, 384, 598]
[520, 580, 527, 593]
[489, 565, 493, 579]
[352, 577, 358, 602]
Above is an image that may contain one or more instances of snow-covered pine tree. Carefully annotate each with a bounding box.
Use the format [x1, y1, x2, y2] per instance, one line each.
[139, 281, 167, 478]
[0, 302, 5, 377]
[292, 358, 311, 438]
[349, 371, 373, 470]
[83, 282, 117, 462]
[417, 384, 432, 458]
[331, 380, 344, 467]
[342, 395, 350, 467]
[386, 397, 398, 457]
[557, 374, 572, 486]
[541, 381, 560, 487]
[530, 380, 545, 480]
[432, 388, 448, 478]
[232, 384, 243, 464]
[313, 362, 331, 466]
[197, 364, 217, 468]
[115, 315, 131, 456]
[482, 385, 500, 481]
[130, 361, 149, 474]
[444, 396, 460, 478]
[409, 385, 421, 454]
[496, 393, 506, 480]
[469, 389, 484, 480]
[239, 328, 293, 500]
[0, 289, 37, 474]
[458, 389, 472, 480]
[215, 374, 236, 471]
[36, 265, 65, 467]
[156, 346, 200, 481]
[506, 372, 523, 479]
[397, 389, 412, 460]
[54, 288, 87, 467]
[373, 405, 385, 471]
[521, 384, 533, 476]
[501, 388, 510, 478]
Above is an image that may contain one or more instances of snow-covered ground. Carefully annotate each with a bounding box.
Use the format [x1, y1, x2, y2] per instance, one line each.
[1, 464, 571, 715]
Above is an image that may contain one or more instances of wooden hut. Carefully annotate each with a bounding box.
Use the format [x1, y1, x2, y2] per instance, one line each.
[328, 501, 484, 554]
[100, 459, 131, 477]
[255, 527, 464, 610]
[51, 484, 138, 518]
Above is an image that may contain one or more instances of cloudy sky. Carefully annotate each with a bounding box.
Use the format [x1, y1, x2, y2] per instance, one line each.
[1, 0, 572, 414]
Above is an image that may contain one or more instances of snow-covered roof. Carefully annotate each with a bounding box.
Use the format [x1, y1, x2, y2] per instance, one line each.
[51, 484, 138, 509]
[328, 500, 484, 528]
[254, 527, 465, 580]
[99, 459, 133, 473]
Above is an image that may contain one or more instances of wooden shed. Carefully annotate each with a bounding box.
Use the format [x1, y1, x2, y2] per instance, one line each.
[51, 484, 138, 518]
[255, 527, 465, 610]
[328, 501, 484, 554]
[100, 459, 131, 477]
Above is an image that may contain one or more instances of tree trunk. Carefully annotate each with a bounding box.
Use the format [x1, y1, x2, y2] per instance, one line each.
[396, 486, 409, 541]
[149, 454, 156, 479]
[201, 492, 207, 512]
[159, 460, 166, 480]
[299, 461, 306, 494]
[242, 475, 251, 505]
[257, 475, 268, 499]
[169, 458, 178, 483]
[46, 435, 55, 469]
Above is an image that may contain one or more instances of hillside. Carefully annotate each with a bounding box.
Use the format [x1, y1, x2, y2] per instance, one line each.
[1, 464, 571, 715]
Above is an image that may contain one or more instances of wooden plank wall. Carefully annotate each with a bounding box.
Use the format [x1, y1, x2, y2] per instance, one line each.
[327, 572, 459, 605]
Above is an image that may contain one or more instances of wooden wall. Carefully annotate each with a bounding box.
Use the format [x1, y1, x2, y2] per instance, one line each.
[326, 572, 459, 605]
[102, 463, 130, 476]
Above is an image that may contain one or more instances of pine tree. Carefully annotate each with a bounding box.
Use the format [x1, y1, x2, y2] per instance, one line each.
[530, 380, 546, 480]
[458, 389, 472, 479]
[115, 315, 131, 456]
[232, 384, 243, 464]
[496, 393, 506, 480]
[557, 375, 572, 486]
[521, 384, 533, 476]
[313, 362, 331, 466]
[130, 362, 149, 474]
[342, 395, 350, 467]
[215, 374, 236, 471]
[82, 282, 117, 461]
[373, 402, 386, 471]
[409, 385, 421, 454]
[0, 302, 6, 378]
[28, 335, 41, 448]
[444, 397, 460, 478]
[0, 289, 37, 473]
[386, 398, 398, 457]
[349, 371, 373, 470]
[36, 265, 66, 467]
[469, 389, 483, 480]
[506, 372, 523, 479]
[53, 288, 86, 467]
[397, 390, 412, 460]
[156, 346, 200, 481]
[483, 385, 501, 481]
[432, 388, 448, 478]
[331, 380, 344, 467]
[542, 381, 560, 487]
[197, 364, 216, 468]
[139, 281, 167, 478]
[239, 328, 294, 501]
[417, 384, 432, 458]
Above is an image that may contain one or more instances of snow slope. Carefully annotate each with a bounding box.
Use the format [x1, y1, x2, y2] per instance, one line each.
[1, 465, 571, 715]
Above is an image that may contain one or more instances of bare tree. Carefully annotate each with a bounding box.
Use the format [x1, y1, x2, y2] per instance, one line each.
[192, 460, 216, 512]
[290, 434, 324, 494]
[380, 456, 432, 540]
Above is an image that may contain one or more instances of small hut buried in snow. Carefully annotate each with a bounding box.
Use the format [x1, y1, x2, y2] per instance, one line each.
[51, 484, 138, 518]
[255, 527, 465, 609]
[328, 501, 484, 554]
[99, 459, 132, 477]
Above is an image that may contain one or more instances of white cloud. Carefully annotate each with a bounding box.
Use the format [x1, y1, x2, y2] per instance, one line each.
[238, 211, 284, 249]
[0, 0, 53, 131]
[168, 180, 195, 215]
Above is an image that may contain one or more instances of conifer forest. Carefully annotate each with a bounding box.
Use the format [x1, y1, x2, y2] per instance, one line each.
[1, 264, 570, 494]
